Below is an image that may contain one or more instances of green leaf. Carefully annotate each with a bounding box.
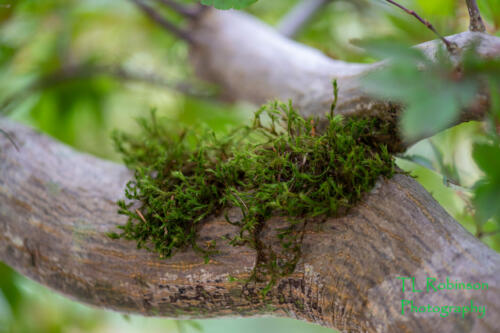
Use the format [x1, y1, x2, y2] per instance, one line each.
[399, 86, 460, 140]
[473, 181, 500, 224]
[200, 0, 257, 9]
[473, 143, 500, 179]
[354, 38, 427, 64]
[362, 40, 478, 141]
[399, 154, 435, 171]
[478, 0, 500, 28]
[472, 141, 500, 225]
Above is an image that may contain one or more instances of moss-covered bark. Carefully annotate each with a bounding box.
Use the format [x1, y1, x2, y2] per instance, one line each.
[110, 101, 396, 289]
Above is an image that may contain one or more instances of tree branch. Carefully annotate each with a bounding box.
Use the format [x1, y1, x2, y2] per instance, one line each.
[189, 10, 500, 146]
[2, 6, 500, 333]
[126, 4, 496, 132]
[277, 0, 332, 39]
[128, 6, 496, 141]
[130, 0, 194, 42]
[1, 118, 499, 332]
[465, 0, 486, 33]
[383, 0, 455, 52]
[0, 64, 216, 115]
[154, 0, 201, 19]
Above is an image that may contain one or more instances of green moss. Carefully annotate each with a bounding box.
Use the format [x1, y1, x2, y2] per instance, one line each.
[109, 100, 395, 289]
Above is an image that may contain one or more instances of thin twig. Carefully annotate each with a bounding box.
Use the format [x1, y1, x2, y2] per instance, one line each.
[135, 209, 148, 223]
[0, 128, 20, 151]
[477, 229, 500, 238]
[383, 0, 455, 53]
[277, 0, 332, 38]
[330, 79, 338, 118]
[130, 0, 194, 43]
[154, 0, 200, 19]
[465, 0, 486, 32]
[0, 64, 216, 115]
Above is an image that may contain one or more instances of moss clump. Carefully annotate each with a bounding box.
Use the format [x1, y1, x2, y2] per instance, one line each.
[109, 101, 395, 287]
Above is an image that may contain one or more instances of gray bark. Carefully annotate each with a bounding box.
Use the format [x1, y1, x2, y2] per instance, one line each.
[190, 10, 500, 123]
[1, 5, 500, 333]
[1, 119, 499, 332]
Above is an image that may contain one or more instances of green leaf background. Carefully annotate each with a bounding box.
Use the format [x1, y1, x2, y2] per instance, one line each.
[200, 0, 258, 10]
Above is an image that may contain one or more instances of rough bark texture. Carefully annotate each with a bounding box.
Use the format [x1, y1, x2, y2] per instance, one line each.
[2, 4, 500, 333]
[1, 120, 499, 333]
[189, 10, 500, 122]
[465, 0, 486, 32]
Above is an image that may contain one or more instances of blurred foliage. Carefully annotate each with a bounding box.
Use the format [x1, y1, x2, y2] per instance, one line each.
[473, 141, 500, 226]
[0, 263, 105, 333]
[200, 0, 257, 10]
[360, 33, 500, 244]
[0, 0, 499, 332]
[478, 0, 500, 29]
[362, 39, 500, 140]
[362, 40, 477, 141]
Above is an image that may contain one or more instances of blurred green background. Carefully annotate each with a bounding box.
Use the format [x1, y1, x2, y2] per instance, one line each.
[1, 0, 499, 332]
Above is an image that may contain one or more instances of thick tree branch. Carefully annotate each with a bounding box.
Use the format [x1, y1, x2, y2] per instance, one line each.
[127, 5, 497, 131]
[465, 0, 486, 33]
[1, 119, 499, 332]
[2, 6, 500, 333]
[277, 0, 332, 39]
[125, 5, 497, 140]
[189, 10, 500, 144]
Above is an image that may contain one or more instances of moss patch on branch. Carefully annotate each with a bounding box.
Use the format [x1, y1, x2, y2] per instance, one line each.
[109, 101, 395, 290]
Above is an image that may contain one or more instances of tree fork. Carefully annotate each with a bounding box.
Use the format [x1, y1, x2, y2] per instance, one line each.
[465, 0, 486, 33]
[188, 9, 500, 126]
[123, 1, 494, 120]
[2, 2, 500, 333]
[1, 119, 499, 332]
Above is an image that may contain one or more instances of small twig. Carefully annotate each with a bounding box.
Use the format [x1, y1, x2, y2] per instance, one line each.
[330, 79, 338, 118]
[0, 64, 215, 115]
[465, 0, 486, 33]
[277, 0, 332, 38]
[477, 229, 500, 238]
[383, 0, 455, 53]
[135, 209, 147, 223]
[130, 0, 194, 43]
[154, 0, 200, 19]
[0, 128, 20, 151]
[231, 190, 248, 214]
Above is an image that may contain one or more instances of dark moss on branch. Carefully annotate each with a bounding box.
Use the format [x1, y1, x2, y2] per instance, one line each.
[109, 101, 395, 288]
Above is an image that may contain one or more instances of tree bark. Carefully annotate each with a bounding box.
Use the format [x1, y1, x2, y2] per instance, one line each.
[1, 119, 499, 333]
[2, 5, 500, 333]
[465, 0, 486, 32]
[189, 10, 500, 122]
